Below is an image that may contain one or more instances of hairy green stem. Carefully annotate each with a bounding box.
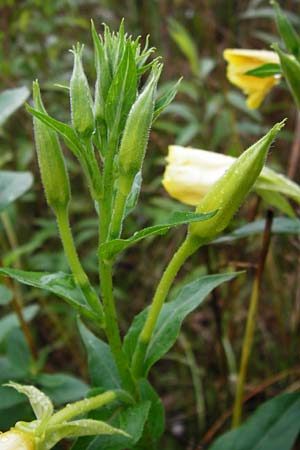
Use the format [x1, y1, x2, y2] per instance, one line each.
[131, 235, 201, 378]
[98, 258, 137, 395]
[56, 207, 103, 320]
[48, 390, 117, 426]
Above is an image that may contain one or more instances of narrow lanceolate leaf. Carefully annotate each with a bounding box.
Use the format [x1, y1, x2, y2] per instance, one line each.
[70, 401, 150, 450]
[99, 210, 217, 260]
[245, 63, 281, 77]
[271, 0, 300, 57]
[0, 86, 30, 126]
[0, 171, 33, 212]
[26, 105, 83, 158]
[0, 268, 98, 320]
[43, 419, 129, 450]
[214, 217, 300, 244]
[6, 382, 53, 420]
[208, 393, 300, 450]
[153, 78, 182, 121]
[123, 272, 239, 375]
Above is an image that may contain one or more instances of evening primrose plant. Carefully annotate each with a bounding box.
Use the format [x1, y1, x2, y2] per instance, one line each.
[0, 21, 286, 449]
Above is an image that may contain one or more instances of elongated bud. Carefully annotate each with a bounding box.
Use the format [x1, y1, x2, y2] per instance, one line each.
[0, 429, 34, 450]
[91, 21, 111, 125]
[70, 43, 94, 137]
[189, 121, 285, 240]
[271, 0, 300, 57]
[118, 64, 162, 196]
[32, 81, 71, 214]
[273, 43, 300, 108]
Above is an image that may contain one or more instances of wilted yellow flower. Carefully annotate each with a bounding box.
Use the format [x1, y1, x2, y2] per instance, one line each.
[0, 429, 34, 450]
[223, 49, 280, 108]
[162, 145, 300, 207]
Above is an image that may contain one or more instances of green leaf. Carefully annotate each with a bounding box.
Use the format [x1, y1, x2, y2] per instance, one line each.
[168, 18, 199, 76]
[214, 217, 300, 244]
[0, 268, 97, 320]
[6, 329, 31, 378]
[0, 171, 33, 212]
[257, 189, 296, 218]
[43, 419, 129, 450]
[6, 381, 54, 420]
[153, 78, 181, 121]
[0, 284, 13, 305]
[71, 401, 150, 450]
[37, 373, 89, 405]
[245, 63, 281, 77]
[209, 393, 300, 450]
[78, 320, 121, 390]
[26, 105, 82, 158]
[105, 42, 137, 136]
[99, 210, 216, 260]
[271, 0, 300, 57]
[256, 166, 300, 205]
[0, 304, 39, 344]
[0, 385, 28, 409]
[138, 379, 165, 442]
[0, 87, 30, 126]
[124, 272, 239, 375]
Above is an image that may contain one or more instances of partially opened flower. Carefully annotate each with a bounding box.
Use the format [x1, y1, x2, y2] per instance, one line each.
[223, 49, 280, 109]
[163, 145, 300, 209]
[0, 429, 34, 450]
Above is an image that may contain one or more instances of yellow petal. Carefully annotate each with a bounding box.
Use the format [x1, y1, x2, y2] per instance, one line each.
[0, 429, 34, 450]
[162, 146, 234, 205]
[223, 48, 280, 109]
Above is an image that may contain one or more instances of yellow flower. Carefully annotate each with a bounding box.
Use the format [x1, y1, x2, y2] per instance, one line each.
[162, 146, 235, 205]
[162, 145, 300, 207]
[0, 429, 34, 450]
[223, 49, 280, 109]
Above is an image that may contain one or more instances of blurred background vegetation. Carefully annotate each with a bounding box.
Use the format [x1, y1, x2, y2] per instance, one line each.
[1, 0, 300, 449]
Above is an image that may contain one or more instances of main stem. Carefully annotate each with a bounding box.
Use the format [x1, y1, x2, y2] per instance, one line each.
[99, 258, 137, 395]
[98, 136, 137, 395]
[131, 235, 201, 378]
[56, 207, 103, 319]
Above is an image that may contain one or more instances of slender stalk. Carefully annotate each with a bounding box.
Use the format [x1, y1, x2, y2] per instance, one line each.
[180, 333, 206, 432]
[55, 207, 103, 320]
[131, 235, 201, 378]
[1, 212, 37, 358]
[288, 110, 300, 180]
[48, 390, 117, 426]
[232, 210, 273, 428]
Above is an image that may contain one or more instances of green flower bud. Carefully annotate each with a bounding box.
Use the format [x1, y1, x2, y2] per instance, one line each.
[273, 43, 300, 108]
[70, 43, 95, 137]
[189, 120, 285, 240]
[118, 63, 162, 195]
[271, 0, 300, 57]
[32, 81, 71, 214]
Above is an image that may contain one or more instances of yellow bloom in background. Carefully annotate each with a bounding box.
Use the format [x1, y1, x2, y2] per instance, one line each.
[0, 429, 34, 450]
[162, 145, 300, 207]
[223, 49, 280, 109]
